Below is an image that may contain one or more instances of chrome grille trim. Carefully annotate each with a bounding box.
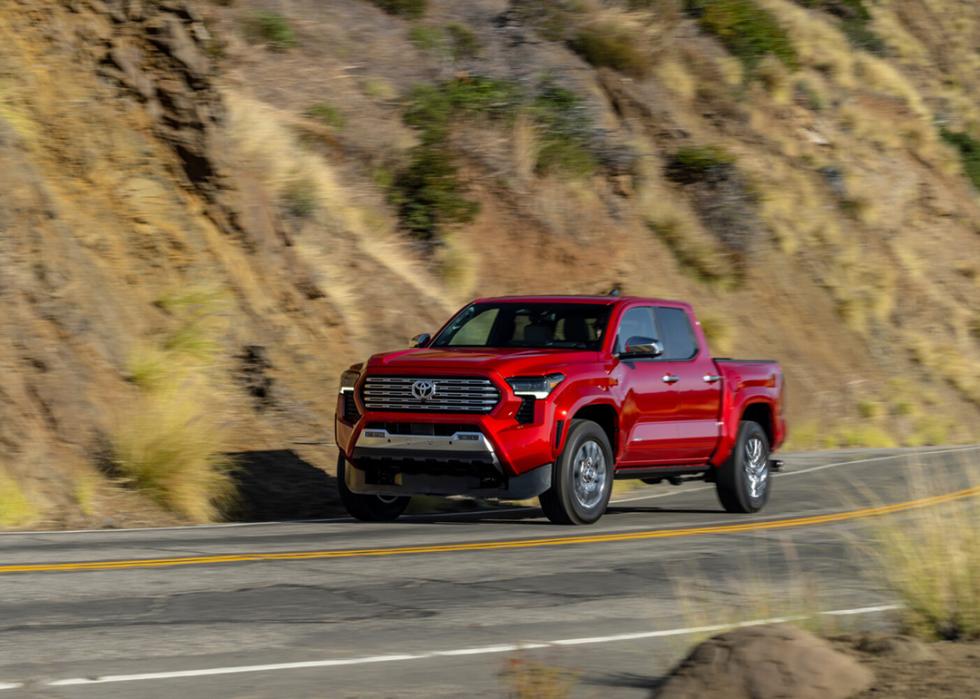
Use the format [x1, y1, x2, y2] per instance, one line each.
[362, 376, 501, 413]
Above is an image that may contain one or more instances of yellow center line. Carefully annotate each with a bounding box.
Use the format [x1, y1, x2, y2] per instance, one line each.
[2, 486, 977, 575]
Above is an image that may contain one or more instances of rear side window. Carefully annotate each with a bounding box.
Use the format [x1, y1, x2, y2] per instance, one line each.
[615, 306, 658, 354]
[656, 307, 698, 360]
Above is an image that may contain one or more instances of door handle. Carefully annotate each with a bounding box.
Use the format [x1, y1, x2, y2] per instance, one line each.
[703, 374, 722, 384]
[662, 374, 680, 384]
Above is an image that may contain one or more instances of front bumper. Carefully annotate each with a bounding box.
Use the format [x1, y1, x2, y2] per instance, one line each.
[344, 458, 553, 499]
[345, 426, 553, 499]
[353, 428, 500, 466]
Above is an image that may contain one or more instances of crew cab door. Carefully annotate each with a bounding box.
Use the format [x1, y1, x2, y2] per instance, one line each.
[613, 306, 686, 465]
[653, 306, 722, 461]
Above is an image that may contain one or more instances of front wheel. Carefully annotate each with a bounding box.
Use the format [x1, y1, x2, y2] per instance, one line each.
[337, 454, 410, 522]
[716, 421, 771, 513]
[539, 419, 614, 525]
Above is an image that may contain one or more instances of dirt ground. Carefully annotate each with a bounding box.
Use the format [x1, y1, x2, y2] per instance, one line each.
[839, 635, 980, 698]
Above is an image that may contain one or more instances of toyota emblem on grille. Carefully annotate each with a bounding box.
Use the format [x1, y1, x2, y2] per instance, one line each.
[411, 380, 437, 401]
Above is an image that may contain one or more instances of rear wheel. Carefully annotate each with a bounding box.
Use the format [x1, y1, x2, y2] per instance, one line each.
[716, 421, 771, 513]
[539, 419, 614, 525]
[337, 454, 410, 522]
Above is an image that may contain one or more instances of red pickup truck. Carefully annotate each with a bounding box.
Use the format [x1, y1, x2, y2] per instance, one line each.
[335, 295, 785, 525]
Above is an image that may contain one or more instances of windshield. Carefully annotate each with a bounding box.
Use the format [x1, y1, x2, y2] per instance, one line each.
[432, 302, 612, 350]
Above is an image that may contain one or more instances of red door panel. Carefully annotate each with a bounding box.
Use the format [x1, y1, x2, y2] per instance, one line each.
[655, 307, 722, 461]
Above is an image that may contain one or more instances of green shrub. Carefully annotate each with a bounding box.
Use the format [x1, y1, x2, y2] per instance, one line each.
[242, 11, 297, 51]
[531, 83, 597, 177]
[687, 0, 797, 70]
[665, 145, 736, 184]
[509, 0, 585, 41]
[446, 22, 481, 60]
[941, 129, 980, 191]
[796, 0, 885, 54]
[394, 77, 600, 238]
[536, 138, 597, 177]
[394, 77, 523, 240]
[569, 24, 651, 77]
[405, 77, 520, 141]
[391, 144, 480, 242]
[282, 177, 317, 218]
[409, 25, 444, 51]
[410, 24, 479, 59]
[305, 103, 346, 130]
[370, 0, 427, 18]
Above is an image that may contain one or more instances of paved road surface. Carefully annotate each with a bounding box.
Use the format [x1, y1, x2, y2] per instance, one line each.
[0, 445, 977, 698]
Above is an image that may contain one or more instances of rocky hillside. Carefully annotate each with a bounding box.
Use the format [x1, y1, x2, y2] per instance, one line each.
[0, 0, 977, 528]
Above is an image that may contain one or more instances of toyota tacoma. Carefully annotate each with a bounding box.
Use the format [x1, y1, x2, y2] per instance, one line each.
[335, 295, 785, 524]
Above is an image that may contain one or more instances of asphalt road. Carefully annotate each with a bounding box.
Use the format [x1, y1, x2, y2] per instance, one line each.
[0, 445, 977, 698]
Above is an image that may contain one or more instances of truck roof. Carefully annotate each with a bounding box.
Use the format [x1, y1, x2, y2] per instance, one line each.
[471, 294, 690, 308]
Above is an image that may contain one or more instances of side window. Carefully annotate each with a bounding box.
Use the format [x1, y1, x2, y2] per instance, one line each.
[656, 307, 699, 360]
[615, 307, 658, 354]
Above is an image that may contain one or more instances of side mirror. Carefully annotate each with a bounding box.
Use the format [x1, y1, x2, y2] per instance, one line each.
[410, 332, 432, 348]
[620, 336, 664, 359]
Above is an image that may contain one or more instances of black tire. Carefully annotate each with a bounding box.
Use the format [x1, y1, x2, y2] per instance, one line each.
[716, 420, 771, 513]
[337, 454, 410, 522]
[539, 419, 614, 525]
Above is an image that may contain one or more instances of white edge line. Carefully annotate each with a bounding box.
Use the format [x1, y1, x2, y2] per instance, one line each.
[0, 683, 22, 691]
[4, 445, 977, 537]
[36, 604, 901, 688]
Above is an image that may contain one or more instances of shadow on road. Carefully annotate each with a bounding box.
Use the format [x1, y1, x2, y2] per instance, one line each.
[604, 506, 723, 516]
[226, 450, 344, 521]
[402, 503, 725, 525]
[583, 671, 663, 693]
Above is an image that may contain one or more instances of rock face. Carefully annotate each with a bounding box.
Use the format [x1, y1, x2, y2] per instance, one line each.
[655, 625, 874, 699]
[97, 1, 227, 197]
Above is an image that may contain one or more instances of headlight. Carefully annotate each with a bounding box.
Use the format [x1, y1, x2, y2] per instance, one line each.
[339, 364, 363, 393]
[506, 373, 565, 399]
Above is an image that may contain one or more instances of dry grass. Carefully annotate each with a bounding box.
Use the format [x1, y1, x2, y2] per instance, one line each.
[698, 313, 735, 355]
[637, 179, 733, 285]
[833, 424, 898, 449]
[869, 475, 980, 640]
[224, 90, 452, 324]
[0, 468, 36, 528]
[110, 381, 234, 522]
[500, 656, 579, 699]
[665, 540, 844, 661]
[110, 284, 236, 523]
[73, 472, 99, 518]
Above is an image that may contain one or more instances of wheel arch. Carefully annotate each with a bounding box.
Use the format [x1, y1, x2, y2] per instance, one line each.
[741, 401, 775, 445]
[569, 402, 619, 458]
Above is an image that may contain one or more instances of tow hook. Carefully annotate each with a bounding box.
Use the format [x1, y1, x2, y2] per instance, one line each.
[769, 459, 784, 472]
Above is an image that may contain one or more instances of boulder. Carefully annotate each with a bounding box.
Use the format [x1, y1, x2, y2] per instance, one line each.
[655, 624, 874, 699]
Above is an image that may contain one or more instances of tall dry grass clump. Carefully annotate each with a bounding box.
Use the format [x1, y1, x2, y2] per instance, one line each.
[871, 477, 980, 640]
[0, 468, 36, 528]
[109, 285, 234, 522]
[111, 381, 233, 522]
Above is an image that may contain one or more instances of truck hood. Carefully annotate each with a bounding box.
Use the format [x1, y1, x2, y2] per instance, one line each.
[366, 347, 599, 378]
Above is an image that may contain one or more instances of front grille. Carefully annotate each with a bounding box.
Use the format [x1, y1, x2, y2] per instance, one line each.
[362, 376, 500, 413]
